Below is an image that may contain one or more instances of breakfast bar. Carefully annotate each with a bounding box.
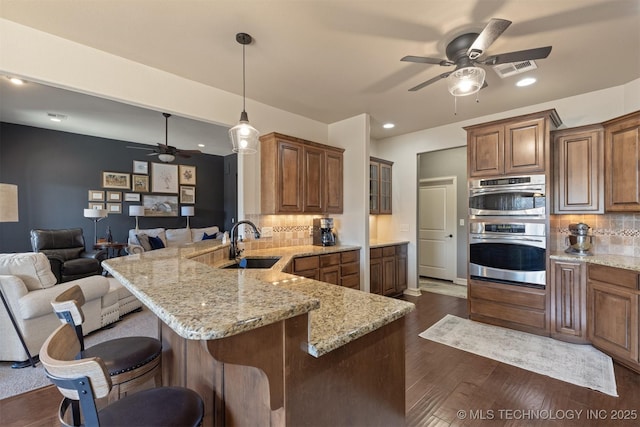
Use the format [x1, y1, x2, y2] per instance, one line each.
[103, 240, 415, 426]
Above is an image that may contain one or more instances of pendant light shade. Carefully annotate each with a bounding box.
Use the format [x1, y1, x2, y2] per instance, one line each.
[229, 33, 259, 154]
[447, 66, 486, 96]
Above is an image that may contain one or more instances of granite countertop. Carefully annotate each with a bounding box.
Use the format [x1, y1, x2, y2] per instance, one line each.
[103, 241, 415, 358]
[369, 239, 410, 248]
[549, 251, 640, 272]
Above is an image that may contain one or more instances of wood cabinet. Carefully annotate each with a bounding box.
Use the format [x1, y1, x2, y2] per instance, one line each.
[468, 279, 549, 336]
[369, 157, 393, 214]
[261, 133, 344, 214]
[603, 111, 640, 212]
[550, 259, 588, 343]
[290, 250, 360, 289]
[588, 264, 639, 372]
[466, 109, 562, 177]
[552, 125, 604, 213]
[369, 243, 408, 296]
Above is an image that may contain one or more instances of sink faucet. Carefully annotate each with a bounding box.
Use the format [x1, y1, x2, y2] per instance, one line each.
[229, 220, 261, 260]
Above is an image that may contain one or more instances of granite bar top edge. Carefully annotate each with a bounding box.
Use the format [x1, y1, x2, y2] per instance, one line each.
[549, 251, 640, 272]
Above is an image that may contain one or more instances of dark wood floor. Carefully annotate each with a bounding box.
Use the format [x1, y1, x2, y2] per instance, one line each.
[2, 291, 639, 426]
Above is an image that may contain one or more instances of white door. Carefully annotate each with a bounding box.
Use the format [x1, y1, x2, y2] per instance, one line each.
[418, 177, 456, 281]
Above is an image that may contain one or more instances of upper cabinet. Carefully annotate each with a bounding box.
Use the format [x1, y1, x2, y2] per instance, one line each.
[465, 109, 562, 177]
[370, 157, 393, 214]
[604, 111, 640, 212]
[552, 125, 604, 214]
[260, 132, 344, 214]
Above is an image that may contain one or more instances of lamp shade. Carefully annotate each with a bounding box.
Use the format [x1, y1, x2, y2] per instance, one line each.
[181, 206, 195, 217]
[447, 66, 485, 96]
[129, 205, 145, 217]
[158, 153, 175, 163]
[83, 208, 108, 219]
[0, 183, 19, 222]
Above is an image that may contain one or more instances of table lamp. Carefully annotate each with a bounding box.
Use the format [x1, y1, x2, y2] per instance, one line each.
[181, 206, 194, 229]
[84, 208, 108, 245]
[129, 205, 145, 232]
[0, 183, 37, 367]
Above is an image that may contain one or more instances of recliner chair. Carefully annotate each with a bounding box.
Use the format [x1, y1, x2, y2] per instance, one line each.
[30, 228, 106, 283]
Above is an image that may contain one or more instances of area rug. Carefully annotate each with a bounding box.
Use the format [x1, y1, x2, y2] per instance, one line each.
[419, 314, 618, 397]
[0, 306, 157, 400]
[419, 278, 467, 299]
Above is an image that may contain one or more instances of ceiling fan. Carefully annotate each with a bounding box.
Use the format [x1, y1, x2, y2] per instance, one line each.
[401, 18, 552, 94]
[128, 113, 202, 162]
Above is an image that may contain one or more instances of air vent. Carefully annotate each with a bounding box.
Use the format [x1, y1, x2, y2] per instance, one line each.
[492, 60, 538, 78]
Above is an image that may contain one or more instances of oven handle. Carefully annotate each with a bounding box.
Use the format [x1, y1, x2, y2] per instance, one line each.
[469, 186, 545, 196]
[470, 235, 545, 244]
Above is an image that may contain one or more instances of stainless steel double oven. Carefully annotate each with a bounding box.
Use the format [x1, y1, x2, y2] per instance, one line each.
[468, 174, 547, 289]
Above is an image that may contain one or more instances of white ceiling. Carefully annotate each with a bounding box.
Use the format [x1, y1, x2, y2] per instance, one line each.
[1, 0, 639, 155]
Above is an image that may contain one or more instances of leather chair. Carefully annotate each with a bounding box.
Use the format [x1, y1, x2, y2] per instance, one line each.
[40, 323, 204, 427]
[30, 228, 106, 283]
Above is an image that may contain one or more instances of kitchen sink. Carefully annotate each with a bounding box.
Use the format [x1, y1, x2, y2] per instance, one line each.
[222, 257, 281, 269]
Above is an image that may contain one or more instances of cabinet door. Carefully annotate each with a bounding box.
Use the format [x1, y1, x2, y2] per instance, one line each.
[382, 255, 397, 296]
[379, 163, 392, 214]
[325, 150, 343, 213]
[550, 260, 588, 343]
[396, 245, 408, 294]
[369, 161, 380, 213]
[505, 117, 545, 174]
[320, 265, 340, 285]
[468, 124, 504, 177]
[278, 140, 304, 212]
[553, 126, 604, 213]
[588, 280, 639, 362]
[303, 146, 324, 213]
[604, 112, 640, 211]
[370, 257, 383, 295]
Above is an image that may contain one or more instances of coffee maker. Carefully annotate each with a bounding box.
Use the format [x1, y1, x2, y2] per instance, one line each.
[565, 222, 594, 255]
[313, 218, 336, 247]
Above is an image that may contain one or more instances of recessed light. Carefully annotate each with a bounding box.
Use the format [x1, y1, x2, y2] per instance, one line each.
[516, 77, 536, 87]
[47, 113, 67, 122]
[383, 123, 395, 129]
[198, 144, 205, 148]
[8, 77, 25, 85]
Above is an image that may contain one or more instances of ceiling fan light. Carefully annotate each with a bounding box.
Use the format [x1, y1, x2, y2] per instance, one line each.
[158, 153, 175, 162]
[447, 66, 485, 96]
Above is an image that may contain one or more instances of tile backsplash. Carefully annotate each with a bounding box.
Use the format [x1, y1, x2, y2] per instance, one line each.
[233, 214, 319, 251]
[550, 213, 640, 257]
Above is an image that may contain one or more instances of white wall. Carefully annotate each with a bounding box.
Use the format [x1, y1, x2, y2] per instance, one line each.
[373, 79, 640, 293]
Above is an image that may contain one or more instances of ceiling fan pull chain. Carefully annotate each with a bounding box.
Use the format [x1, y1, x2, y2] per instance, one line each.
[453, 96, 457, 115]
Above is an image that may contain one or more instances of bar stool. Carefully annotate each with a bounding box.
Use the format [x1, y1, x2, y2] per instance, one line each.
[41, 323, 203, 427]
[51, 285, 162, 403]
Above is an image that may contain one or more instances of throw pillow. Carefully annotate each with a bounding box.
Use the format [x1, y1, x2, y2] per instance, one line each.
[148, 235, 166, 250]
[202, 232, 217, 240]
[135, 234, 153, 251]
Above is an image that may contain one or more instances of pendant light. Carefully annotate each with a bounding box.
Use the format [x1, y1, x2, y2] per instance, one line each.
[229, 32, 259, 154]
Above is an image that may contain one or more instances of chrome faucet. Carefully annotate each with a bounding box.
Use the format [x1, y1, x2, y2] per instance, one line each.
[229, 220, 261, 259]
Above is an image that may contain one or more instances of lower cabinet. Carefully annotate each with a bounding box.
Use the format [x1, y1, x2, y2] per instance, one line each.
[550, 260, 588, 343]
[370, 244, 408, 297]
[587, 264, 639, 372]
[289, 250, 360, 289]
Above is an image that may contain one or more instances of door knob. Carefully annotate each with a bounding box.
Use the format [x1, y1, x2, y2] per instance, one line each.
[447, 234, 453, 238]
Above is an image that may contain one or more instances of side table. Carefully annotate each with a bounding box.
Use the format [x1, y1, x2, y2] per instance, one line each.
[94, 242, 127, 259]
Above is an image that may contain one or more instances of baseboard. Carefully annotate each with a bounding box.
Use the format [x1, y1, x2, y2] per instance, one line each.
[403, 288, 421, 297]
[453, 277, 468, 286]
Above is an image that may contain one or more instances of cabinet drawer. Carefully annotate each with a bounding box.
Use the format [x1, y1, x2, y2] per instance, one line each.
[469, 282, 546, 310]
[341, 274, 360, 289]
[382, 246, 396, 257]
[370, 248, 382, 259]
[293, 256, 319, 272]
[341, 250, 359, 264]
[588, 264, 638, 289]
[341, 263, 359, 277]
[320, 253, 340, 267]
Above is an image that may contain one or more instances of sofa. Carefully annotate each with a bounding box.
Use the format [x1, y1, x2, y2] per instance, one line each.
[0, 252, 140, 363]
[127, 226, 221, 254]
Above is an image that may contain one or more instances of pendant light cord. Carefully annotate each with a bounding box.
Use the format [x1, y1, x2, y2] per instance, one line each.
[242, 43, 246, 113]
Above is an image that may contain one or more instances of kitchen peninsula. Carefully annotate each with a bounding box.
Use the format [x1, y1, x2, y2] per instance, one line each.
[103, 240, 414, 426]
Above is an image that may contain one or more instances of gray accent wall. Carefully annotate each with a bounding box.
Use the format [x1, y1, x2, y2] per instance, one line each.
[0, 122, 233, 253]
[418, 146, 468, 280]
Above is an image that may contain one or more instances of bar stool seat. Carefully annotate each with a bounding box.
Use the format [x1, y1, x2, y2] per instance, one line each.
[52, 285, 162, 402]
[41, 323, 203, 427]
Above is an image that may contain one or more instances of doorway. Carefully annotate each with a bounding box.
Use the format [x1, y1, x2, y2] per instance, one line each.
[418, 177, 456, 281]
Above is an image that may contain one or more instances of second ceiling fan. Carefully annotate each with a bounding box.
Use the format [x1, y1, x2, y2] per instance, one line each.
[129, 113, 202, 162]
[402, 18, 552, 94]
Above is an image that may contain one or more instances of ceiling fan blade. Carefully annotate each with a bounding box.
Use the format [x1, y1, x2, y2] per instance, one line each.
[480, 46, 552, 65]
[177, 149, 202, 155]
[467, 18, 512, 60]
[126, 145, 155, 151]
[401, 55, 454, 66]
[147, 152, 159, 157]
[408, 72, 452, 92]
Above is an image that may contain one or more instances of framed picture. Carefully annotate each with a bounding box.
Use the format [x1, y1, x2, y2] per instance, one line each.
[133, 160, 149, 174]
[88, 202, 104, 210]
[132, 174, 149, 192]
[142, 195, 179, 217]
[107, 203, 122, 214]
[179, 165, 197, 185]
[102, 171, 130, 189]
[88, 190, 104, 201]
[106, 191, 122, 202]
[124, 192, 141, 202]
[180, 186, 196, 204]
[151, 162, 178, 193]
